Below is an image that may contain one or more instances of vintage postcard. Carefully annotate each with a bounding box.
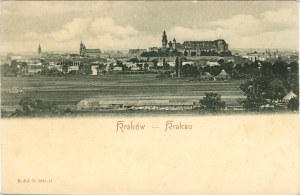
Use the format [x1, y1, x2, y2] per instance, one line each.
[0, 1, 299, 194]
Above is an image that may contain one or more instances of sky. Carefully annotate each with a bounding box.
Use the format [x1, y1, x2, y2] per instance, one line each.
[0, 1, 298, 53]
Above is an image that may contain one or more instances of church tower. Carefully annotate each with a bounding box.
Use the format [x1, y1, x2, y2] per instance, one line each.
[162, 31, 168, 48]
[80, 41, 86, 56]
[172, 38, 176, 50]
[38, 44, 42, 55]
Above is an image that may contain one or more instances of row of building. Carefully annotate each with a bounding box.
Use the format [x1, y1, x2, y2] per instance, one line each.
[76, 90, 297, 112]
[159, 30, 229, 55]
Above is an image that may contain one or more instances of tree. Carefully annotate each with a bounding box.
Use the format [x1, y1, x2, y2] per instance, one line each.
[10, 60, 18, 75]
[287, 61, 299, 94]
[181, 64, 198, 77]
[273, 60, 288, 81]
[162, 58, 170, 70]
[19, 97, 34, 114]
[137, 63, 143, 70]
[240, 95, 268, 112]
[239, 77, 269, 111]
[129, 58, 139, 63]
[265, 78, 287, 100]
[20, 62, 28, 69]
[151, 59, 158, 68]
[217, 59, 225, 66]
[18, 97, 58, 116]
[1, 63, 10, 76]
[184, 50, 188, 56]
[175, 57, 180, 77]
[144, 63, 149, 70]
[209, 66, 222, 76]
[170, 49, 183, 57]
[199, 93, 226, 112]
[240, 60, 298, 112]
[287, 97, 299, 111]
[221, 61, 234, 76]
[245, 61, 260, 78]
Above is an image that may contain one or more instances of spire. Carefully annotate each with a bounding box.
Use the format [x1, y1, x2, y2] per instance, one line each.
[172, 38, 176, 50]
[162, 30, 168, 48]
[38, 44, 42, 55]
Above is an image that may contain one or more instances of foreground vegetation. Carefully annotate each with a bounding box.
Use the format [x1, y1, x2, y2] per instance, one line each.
[1, 59, 298, 117]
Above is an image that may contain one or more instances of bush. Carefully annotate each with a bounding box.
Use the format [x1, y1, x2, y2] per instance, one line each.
[17, 97, 59, 116]
[199, 93, 226, 112]
[287, 97, 299, 111]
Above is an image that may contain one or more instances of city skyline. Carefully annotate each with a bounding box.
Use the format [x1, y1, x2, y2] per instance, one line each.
[0, 1, 298, 53]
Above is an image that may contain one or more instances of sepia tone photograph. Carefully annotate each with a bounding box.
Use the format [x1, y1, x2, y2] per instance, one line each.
[1, 1, 300, 195]
[0, 1, 298, 117]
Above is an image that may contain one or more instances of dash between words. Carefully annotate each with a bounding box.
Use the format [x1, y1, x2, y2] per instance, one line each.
[116, 120, 192, 132]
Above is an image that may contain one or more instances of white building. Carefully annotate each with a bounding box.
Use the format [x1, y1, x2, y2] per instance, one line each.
[182, 61, 194, 66]
[68, 64, 79, 73]
[207, 61, 220, 66]
[91, 65, 99, 76]
[113, 67, 123, 71]
[28, 66, 42, 74]
[92, 68, 98, 75]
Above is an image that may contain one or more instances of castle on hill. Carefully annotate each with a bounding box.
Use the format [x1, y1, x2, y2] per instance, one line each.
[151, 30, 230, 56]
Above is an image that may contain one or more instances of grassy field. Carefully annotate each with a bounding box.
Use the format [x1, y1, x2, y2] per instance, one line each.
[1, 74, 245, 113]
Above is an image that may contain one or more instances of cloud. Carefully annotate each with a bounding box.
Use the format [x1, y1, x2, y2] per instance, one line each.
[211, 14, 262, 36]
[262, 8, 298, 31]
[169, 8, 298, 49]
[50, 18, 92, 42]
[0, 2, 110, 17]
[169, 26, 224, 41]
[0, 5, 298, 53]
[48, 17, 139, 44]
[2, 17, 150, 52]
[90, 18, 139, 39]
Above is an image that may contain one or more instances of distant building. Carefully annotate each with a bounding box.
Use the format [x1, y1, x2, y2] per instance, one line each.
[7, 53, 22, 61]
[128, 49, 147, 57]
[131, 66, 140, 71]
[68, 63, 80, 73]
[244, 51, 260, 62]
[159, 31, 229, 56]
[91, 65, 99, 76]
[207, 61, 220, 66]
[182, 61, 194, 66]
[113, 67, 123, 71]
[80, 41, 101, 58]
[200, 72, 214, 80]
[215, 69, 231, 80]
[282, 91, 297, 102]
[38, 44, 42, 56]
[149, 47, 159, 52]
[28, 66, 42, 74]
[162, 30, 168, 48]
[178, 40, 229, 55]
[84, 49, 101, 57]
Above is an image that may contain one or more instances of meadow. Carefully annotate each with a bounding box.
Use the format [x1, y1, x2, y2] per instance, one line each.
[1, 74, 245, 113]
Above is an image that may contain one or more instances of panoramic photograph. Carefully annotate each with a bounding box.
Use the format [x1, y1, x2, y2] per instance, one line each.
[0, 1, 298, 117]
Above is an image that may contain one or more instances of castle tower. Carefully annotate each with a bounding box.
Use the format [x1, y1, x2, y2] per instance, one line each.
[162, 31, 168, 48]
[172, 38, 176, 50]
[80, 41, 86, 56]
[38, 44, 42, 55]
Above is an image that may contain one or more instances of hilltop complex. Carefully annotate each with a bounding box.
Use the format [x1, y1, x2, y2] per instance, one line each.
[149, 31, 229, 56]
